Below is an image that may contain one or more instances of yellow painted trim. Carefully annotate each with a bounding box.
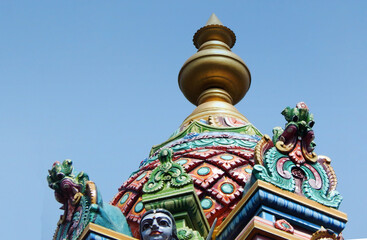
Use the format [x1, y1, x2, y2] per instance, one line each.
[79, 223, 138, 240]
[235, 217, 308, 240]
[215, 180, 347, 237]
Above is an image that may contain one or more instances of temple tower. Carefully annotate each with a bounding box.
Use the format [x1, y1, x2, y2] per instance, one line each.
[47, 14, 347, 240]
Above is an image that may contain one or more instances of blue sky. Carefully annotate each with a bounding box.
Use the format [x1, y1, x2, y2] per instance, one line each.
[1, 1, 366, 239]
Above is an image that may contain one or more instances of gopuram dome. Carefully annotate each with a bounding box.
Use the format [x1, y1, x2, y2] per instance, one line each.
[48, 13, 347, 240]
[111, 14, 261, 237]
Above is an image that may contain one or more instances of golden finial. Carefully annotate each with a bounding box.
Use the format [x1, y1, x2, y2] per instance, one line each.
[205, 13, 223, 25]
[179, 14, 251, 125]
[193, 13, 236, 49]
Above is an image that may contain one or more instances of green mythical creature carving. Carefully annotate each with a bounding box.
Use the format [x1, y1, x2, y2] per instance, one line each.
[143, 148, 192, 193]
[47, 159, 89, 223]
[252, 102, 343, 208]
[47, 159, 132, 240]
[272, 102, 317, 164]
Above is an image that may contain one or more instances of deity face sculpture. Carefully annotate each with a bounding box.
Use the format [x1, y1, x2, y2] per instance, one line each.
[140, 209, 178, 240]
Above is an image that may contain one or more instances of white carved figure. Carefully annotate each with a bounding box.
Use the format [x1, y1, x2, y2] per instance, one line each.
[140, 209, 178, 240]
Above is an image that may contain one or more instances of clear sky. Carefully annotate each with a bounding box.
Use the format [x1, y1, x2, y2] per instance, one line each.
[1, 1, 366, 239]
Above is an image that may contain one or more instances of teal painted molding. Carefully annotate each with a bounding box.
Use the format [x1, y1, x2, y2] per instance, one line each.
[252, 146, 343, 208]
[92, 189, 132, 236]
[139, 132, 260, 170]
[151, 121, 262, 155]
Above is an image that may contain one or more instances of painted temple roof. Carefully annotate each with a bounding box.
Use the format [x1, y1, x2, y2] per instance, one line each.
[48, 14, 346, 240]
[110, 14, 344, 239]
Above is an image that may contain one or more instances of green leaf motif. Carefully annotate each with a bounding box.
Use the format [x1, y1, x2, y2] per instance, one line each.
[252, 147, 295, 192]
[301, 162, 343, 208]
[252, 146, 343, 208]
[143, 149, 192, 194]
[177, 227, 204, 240]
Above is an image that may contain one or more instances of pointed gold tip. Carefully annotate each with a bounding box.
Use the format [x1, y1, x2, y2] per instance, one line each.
[205, 13, 223, 26]
[193, 14, 236, 49]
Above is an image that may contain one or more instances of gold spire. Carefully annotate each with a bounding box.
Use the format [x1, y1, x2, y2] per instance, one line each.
[178, 14, 251, 125]
[205, 13, 223, 26]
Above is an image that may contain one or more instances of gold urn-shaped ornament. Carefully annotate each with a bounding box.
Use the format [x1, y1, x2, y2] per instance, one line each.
[179, 14, 251, 125]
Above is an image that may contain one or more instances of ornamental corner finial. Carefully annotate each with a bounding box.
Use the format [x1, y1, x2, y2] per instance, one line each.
[47, 160, 132, 239]
[275, 102, 317, 164]
[252, 103, 343, 208]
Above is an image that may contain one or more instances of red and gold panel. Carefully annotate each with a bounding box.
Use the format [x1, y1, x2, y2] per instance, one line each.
[115, 190, 140, 215]
[190, 163, 225, 189]
[173, 157, 204, 173]
[207, 153, 247, 170]
[126, 197, 146, 239]
[113, 144, 257, 239]
[200, 195, 226, 224]
[118, 170, 143, 191]
[227, 148, 254, 161]
[126, 170, 151, 192]
[228, 164, 253, 185]
[207, 176, 243, 205]
[140, 159, 160, 171]
[194, 188, 204, 198]
[172, 148, 192, 158]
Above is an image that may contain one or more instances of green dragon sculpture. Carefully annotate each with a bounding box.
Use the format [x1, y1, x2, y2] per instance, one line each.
[47, 159, 132, 240]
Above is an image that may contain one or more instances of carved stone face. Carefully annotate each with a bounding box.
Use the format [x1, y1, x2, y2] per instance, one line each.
[141, 212, 173, 240]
